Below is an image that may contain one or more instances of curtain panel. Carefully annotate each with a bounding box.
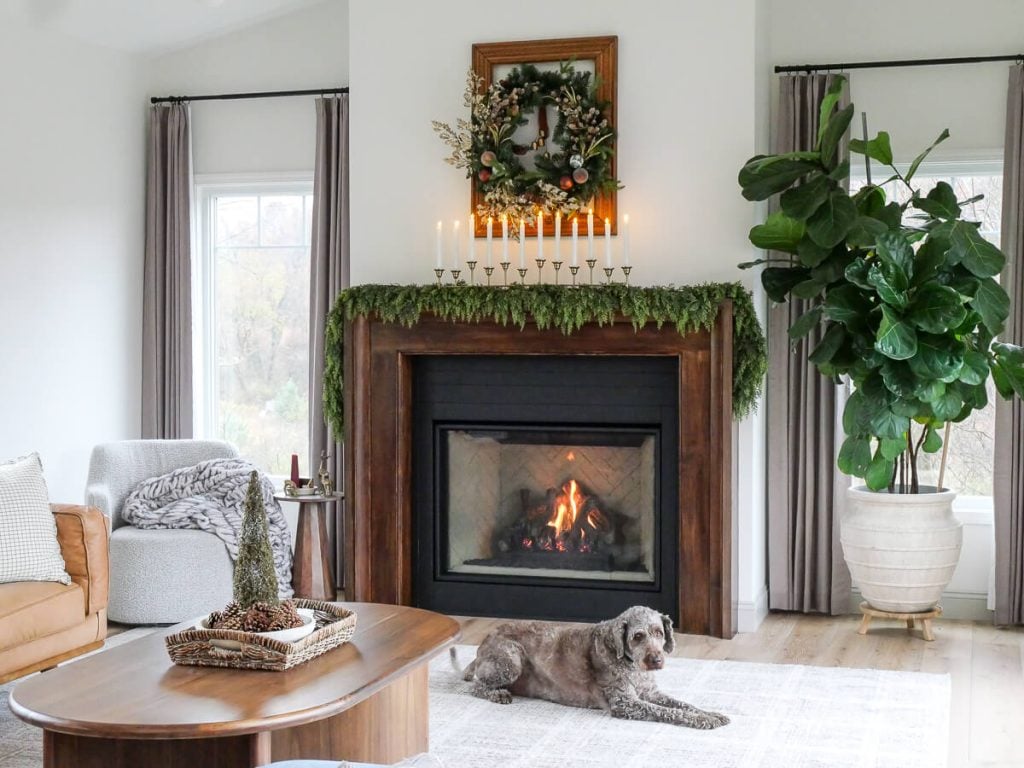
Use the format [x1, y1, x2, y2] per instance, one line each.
[142, 104, 193, 439]
[995, 65, 1024, 626]
[766, 74, 852, 614]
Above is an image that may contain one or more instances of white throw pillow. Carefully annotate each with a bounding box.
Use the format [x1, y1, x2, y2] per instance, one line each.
[0, 454, 70, 585]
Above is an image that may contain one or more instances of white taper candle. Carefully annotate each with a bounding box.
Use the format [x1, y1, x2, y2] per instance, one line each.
[486, 216, 493, 267]
[571, 218, 579, 266]
[435, 221, 442, 268]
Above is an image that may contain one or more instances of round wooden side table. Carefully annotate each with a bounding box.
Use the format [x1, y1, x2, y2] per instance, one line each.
[274, 492, 342, 601]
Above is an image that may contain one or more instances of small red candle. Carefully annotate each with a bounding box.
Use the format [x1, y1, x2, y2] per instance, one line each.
[290, 454, 300, 485]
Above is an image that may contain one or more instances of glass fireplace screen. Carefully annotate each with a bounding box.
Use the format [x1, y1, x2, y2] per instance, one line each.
[441, 427, 657, 583]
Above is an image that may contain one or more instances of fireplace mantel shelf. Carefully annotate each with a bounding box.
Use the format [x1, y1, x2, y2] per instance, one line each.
[341, 303, 737, 638]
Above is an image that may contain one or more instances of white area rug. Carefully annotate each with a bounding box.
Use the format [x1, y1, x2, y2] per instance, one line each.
[432, 645, 950, 768]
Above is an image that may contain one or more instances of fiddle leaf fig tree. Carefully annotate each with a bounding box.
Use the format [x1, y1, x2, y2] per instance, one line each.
[739, 75, 1024, 493]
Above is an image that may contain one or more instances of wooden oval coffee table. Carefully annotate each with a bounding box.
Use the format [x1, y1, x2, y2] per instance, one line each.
[11, 603, 459, 768]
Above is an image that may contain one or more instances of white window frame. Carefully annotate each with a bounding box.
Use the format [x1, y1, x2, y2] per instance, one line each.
[192, 172, 315, 448]
[851, 150, 1003, 523]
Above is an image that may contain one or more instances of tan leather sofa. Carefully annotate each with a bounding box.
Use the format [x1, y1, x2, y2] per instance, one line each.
[0, 504, 109, 684]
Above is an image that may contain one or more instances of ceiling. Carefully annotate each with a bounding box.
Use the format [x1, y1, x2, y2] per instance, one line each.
[1, 0, 328, 55]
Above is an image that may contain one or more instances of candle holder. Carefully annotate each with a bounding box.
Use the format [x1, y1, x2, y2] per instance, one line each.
[500, 261, 511, 287]
[569, 265, 580, 286]
[484, 266, 495, 286]
[552, 260, 563, 285]
[603, 267, 615, 285]
[433, 268, 445, 286]
[466, 260, 477, 286]
[516, 267, 528, 285]
[586, 258, 597, 285]
[621, 265, 632, 286]
[534, 258, 546, 285]
[450, 269, 462, 285]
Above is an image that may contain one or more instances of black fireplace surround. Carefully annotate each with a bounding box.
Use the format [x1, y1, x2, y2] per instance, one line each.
[412, 355, 680, 623]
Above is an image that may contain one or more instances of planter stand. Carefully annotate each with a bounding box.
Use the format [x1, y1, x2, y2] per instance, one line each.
[858, 601, 942, 641]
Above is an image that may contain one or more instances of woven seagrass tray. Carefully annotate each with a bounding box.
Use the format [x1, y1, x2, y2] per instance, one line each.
[165, 600, 357, 671]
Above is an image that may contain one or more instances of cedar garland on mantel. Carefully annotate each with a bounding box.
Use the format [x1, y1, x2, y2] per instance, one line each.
[323, 282, 767, 433]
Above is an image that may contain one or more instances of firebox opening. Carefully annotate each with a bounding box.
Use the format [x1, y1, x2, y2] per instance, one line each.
[441, 427, 658, 584]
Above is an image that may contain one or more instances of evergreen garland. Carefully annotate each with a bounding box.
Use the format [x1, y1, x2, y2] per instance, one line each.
[323, 283, 766, 434]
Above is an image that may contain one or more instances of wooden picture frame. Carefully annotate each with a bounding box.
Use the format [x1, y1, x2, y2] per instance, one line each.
[470, 35, 618, 238]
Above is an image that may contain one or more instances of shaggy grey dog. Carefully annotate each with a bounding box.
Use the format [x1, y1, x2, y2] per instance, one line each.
[453, 605, 729, 729]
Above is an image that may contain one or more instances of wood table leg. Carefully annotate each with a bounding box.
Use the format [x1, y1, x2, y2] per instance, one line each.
[858, 612, 872, 635]
[271, 664, 429, 764]
[922, 618, 935, 641]
[44, 730, 270, 768]
[293, 501, 336, 601]
[906, 618, 916, 631]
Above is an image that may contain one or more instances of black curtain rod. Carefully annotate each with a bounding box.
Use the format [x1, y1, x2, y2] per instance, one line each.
[775, 53, 1023, 74]
[150, 86, 348, 104]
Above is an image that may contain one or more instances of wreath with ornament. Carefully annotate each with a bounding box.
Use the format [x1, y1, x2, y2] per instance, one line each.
[433, 61, 620, 226]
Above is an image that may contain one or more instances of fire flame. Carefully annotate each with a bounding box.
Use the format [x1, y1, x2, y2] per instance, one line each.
[548, 479, 584, 535]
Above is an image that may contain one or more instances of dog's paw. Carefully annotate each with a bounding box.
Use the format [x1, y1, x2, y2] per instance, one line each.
[489, 689, 513, 705]
[702, 711, 730, 729]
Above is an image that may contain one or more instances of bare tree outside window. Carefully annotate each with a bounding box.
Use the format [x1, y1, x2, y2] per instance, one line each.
[208, 191, 313, 475]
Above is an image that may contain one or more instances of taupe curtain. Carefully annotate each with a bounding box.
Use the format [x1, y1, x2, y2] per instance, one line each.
[995, 65, 1024, 626]
[767, 74, 852, 614]
[308, 95, 350, 587]
[142, 104, 193, 439]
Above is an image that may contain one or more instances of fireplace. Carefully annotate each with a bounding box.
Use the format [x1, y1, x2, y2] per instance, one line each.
[342, 312, 734, 637]
[412, 355, 679, 622]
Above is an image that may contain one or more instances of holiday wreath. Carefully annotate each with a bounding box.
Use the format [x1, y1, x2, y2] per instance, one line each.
[433, 62, 620, 226]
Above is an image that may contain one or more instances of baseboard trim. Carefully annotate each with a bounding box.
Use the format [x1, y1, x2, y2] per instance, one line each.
[848, 588, 993, 622]
[737, 585, 769, 633]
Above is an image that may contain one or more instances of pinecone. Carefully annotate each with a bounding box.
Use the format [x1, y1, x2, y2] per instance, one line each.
[268, 600, 303, 631]
[241, 602, 276, 632]
[208, 601, 244, 630]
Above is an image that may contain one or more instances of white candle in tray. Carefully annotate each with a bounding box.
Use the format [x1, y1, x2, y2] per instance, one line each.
[604, 217, 612, 267]
[572, 217, 579, 267]
[519, 219, 526, 268]
[555, 212, 562, 263]
[435, 220, 442, 268]
[623, 213, 630, 266]
[486, 216, 494, 268]
[468, 214, 475, 263]
[537, 210, 544, 261]
[587, 208, 594, 263]
[452, 220, 460, 269]
[501, 215, 509, 264]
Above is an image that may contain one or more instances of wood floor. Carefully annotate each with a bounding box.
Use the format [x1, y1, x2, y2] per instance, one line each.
[457, 612, 1024, 768]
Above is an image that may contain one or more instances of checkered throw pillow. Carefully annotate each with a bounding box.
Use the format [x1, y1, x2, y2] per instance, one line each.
[0, 454, 70, 585]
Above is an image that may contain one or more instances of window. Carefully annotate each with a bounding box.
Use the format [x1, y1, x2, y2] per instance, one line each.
[194, 177, 314, 476]
[850, 156, 1002, 505]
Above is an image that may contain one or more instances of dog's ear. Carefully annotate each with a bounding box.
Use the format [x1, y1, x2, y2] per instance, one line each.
[661, 613, 676, 654]
[598, 619, 630, 660]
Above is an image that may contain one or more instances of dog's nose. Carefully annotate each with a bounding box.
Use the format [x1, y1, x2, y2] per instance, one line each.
[646, 655, 664, 670]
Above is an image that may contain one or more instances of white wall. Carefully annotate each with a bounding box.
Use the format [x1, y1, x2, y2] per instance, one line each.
[147, 0, 349, 175]
[0, 18, 146, 503]
[350, 0, 758, 286]
[768, 0, 1024, 617]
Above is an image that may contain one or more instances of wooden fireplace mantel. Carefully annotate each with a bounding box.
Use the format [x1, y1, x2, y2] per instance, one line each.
[343, 307, 735, 638]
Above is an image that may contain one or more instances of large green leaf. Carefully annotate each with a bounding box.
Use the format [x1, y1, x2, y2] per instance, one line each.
[849, 131, 894, 165]
[808, 323, 846, 365]
[843, 389, 873, 435]
[819, 103, 854, 168]
[875, 231, 914, 280]
[880, 360, 917, 399]
[739, 157, 821, 201]
[915, 379, 946, 401]
[816, 76, 847, 143]
[907, 284, 967, 333]
[991, 342, 1024, 399]
[870, 407, 910, 439]
[797, 236, 832, 268]
[867, 262, 909, 308]
[911, 237, 951, 287]
[874, 305, 918, 360]
[843, 258, 874, 290]
[788, 305, 823, 340]
[905, 129, 950, 183]
[949, 221, 1006, 277]
[824, 284, 872, 326]
[932, 387, 964, 421]
[959, 349, 990, 386]
[910, 181, 960, 220]
[837, 435, 872, 476]
[972, 276, 1010, 335]
[762, 266, 810, 303]
[908, 334, 965, 382]
[922, 425, 944, 453]
[749, 212, 806, 253]
[879, 437, 907, 460]
[806, 190, 858, 248]
[792, 278, 827, 299]
[780, 175, 832, 221]
[854, 184, 887, 216]
[846, 216, 889, 248]
[864, 451, 895, 490]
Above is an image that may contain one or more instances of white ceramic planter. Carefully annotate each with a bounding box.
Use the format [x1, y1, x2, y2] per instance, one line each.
[840, 485, 962, 613]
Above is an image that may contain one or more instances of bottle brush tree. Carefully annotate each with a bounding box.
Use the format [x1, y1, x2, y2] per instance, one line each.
[737, 75, 1024, 493]
[233, 470, 279, 609]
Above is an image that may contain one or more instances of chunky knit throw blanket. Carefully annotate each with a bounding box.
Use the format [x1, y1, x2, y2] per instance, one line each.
[122, 458, 293, 598]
